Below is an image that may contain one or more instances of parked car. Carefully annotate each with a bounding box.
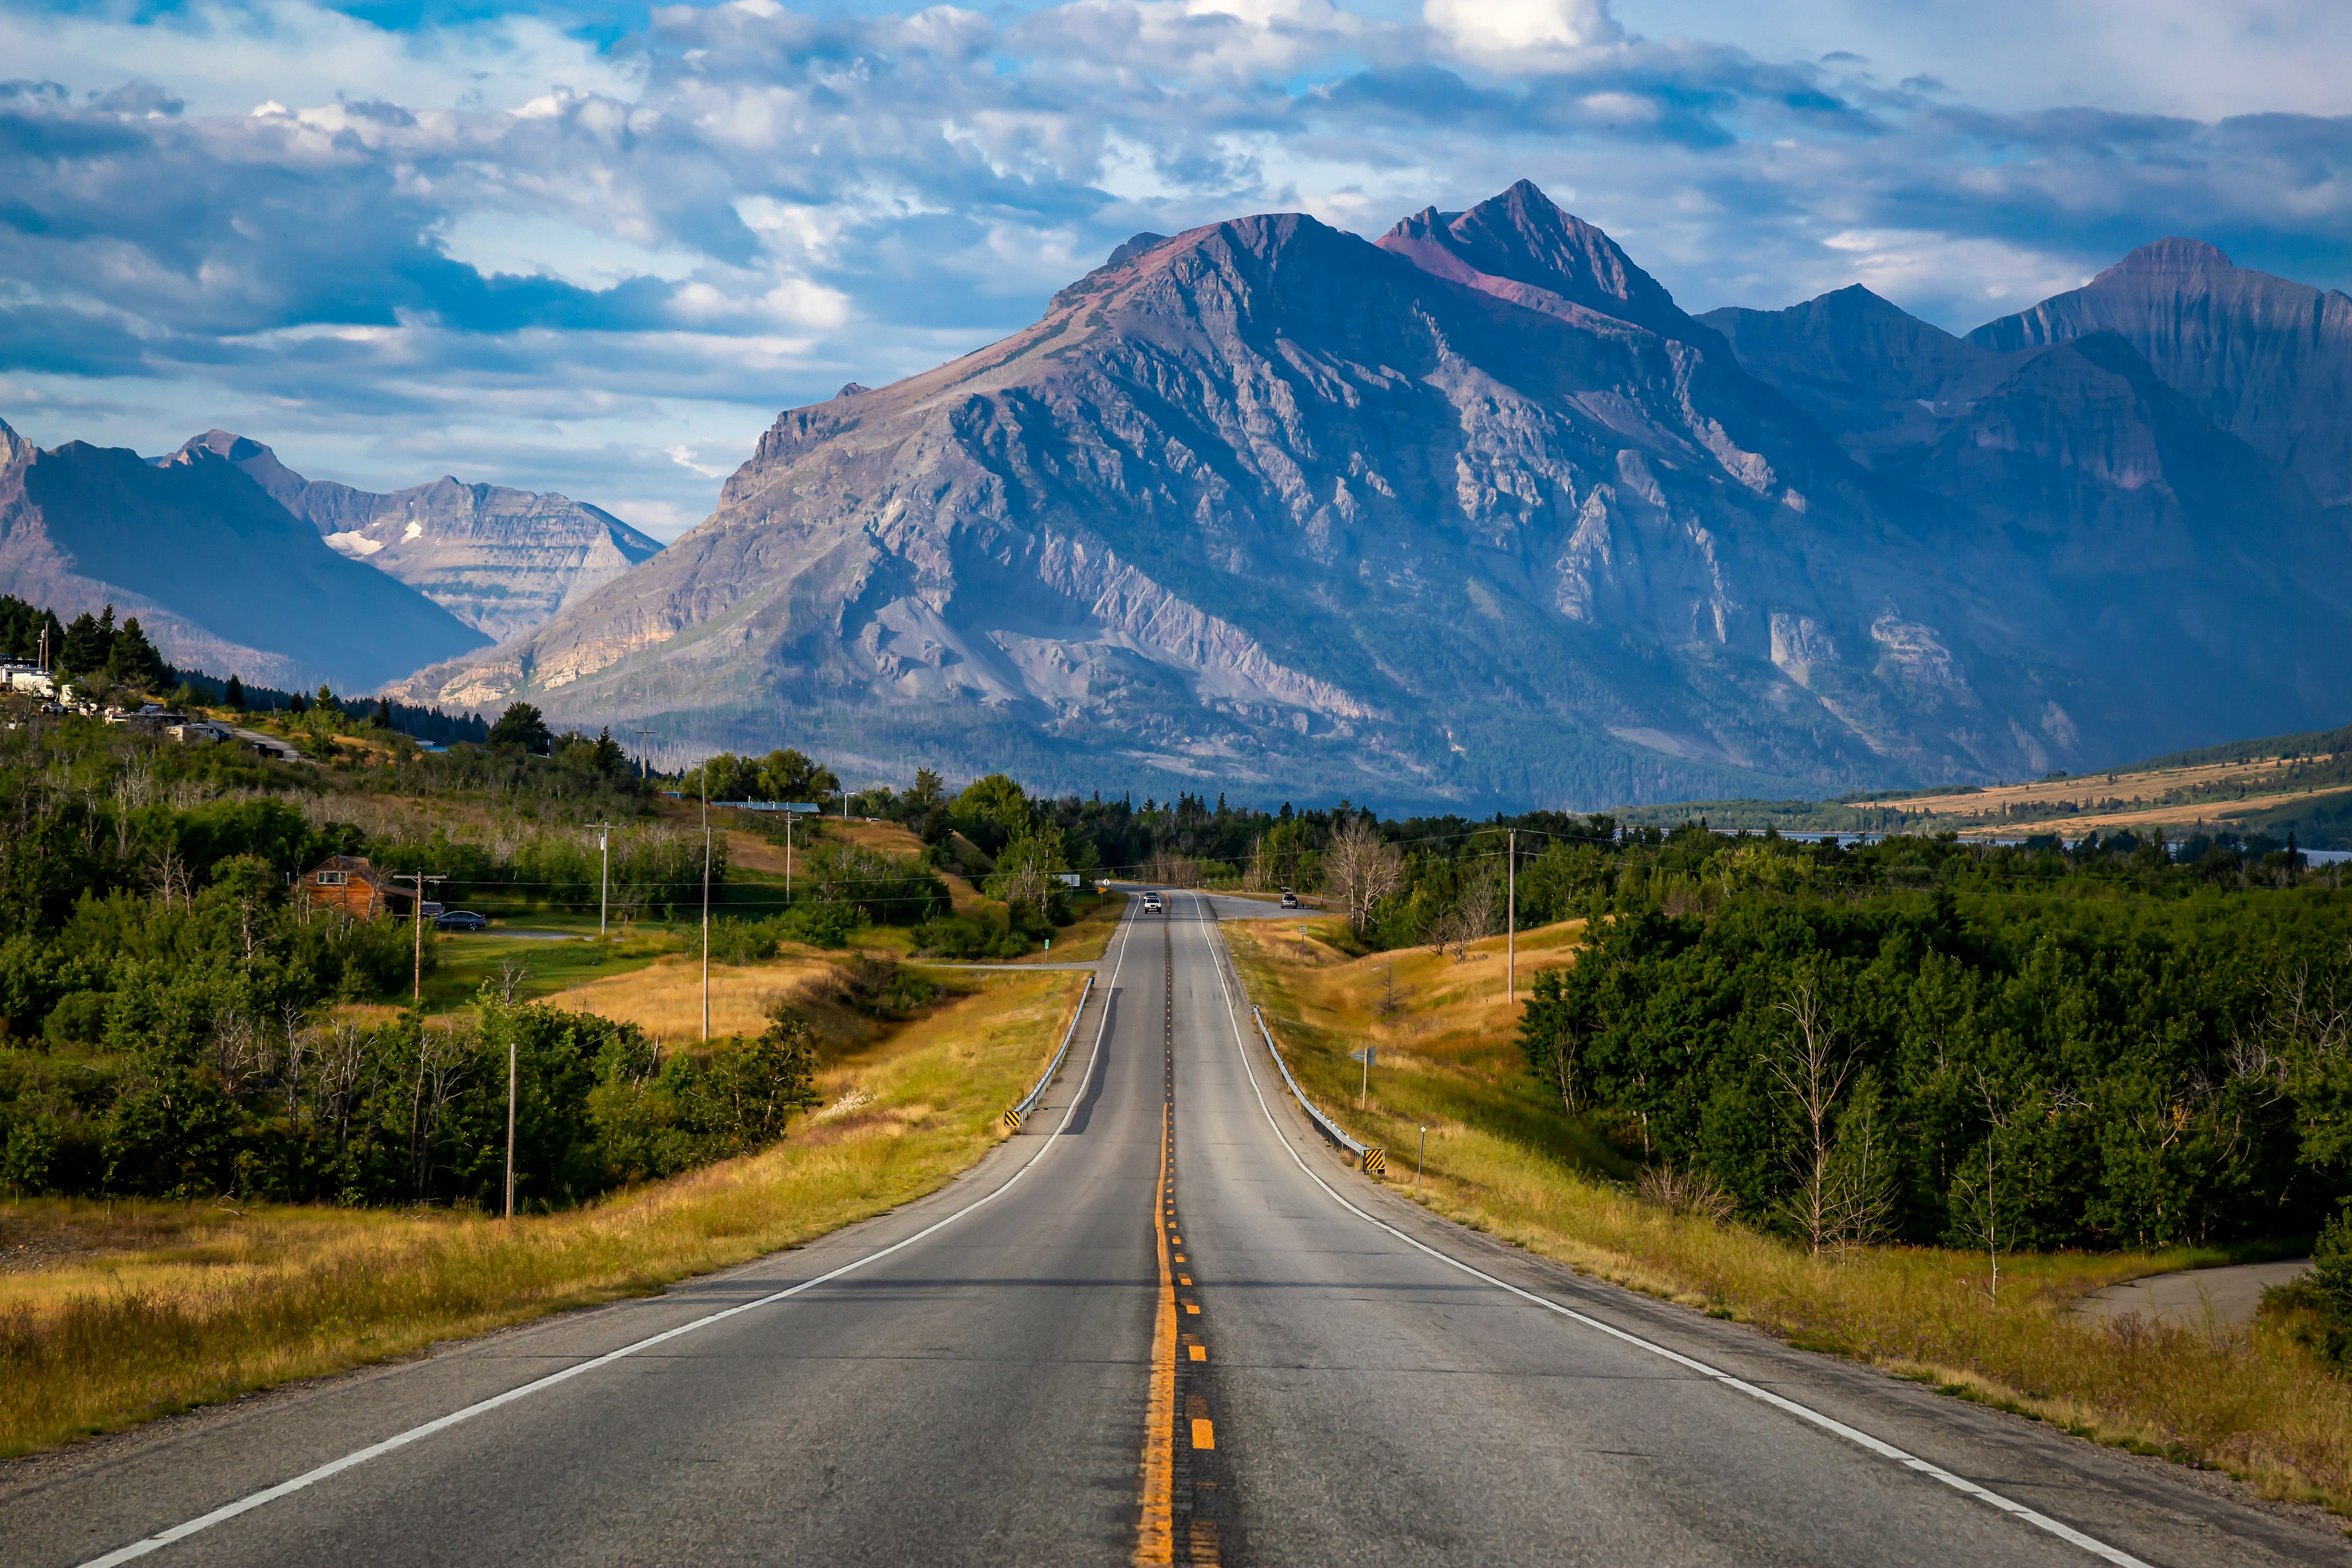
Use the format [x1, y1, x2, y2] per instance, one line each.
[434, 910, 489, 932]
[1280, 889, 1300, 908]
[1142, 892, 1164, 914]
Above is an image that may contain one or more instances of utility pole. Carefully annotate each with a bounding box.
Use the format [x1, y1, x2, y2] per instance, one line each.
[409, 870, 447, 1005]
[505, 1027, 518, 1219]
[591, 821, 611, 937]
[785, 809, 794, 900]
[1506, 828, 1517, 1006]
[701, 766, 712, 1042]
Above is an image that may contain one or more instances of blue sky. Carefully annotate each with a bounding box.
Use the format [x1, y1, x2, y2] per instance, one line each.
[2, 0, 2348, 537]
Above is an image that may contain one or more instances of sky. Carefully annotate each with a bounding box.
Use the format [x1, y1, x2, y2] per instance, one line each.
[2, 0, 2348, 538]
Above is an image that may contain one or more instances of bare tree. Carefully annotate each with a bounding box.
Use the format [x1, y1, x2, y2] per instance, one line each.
[1637, 1162, 1738, 1224]
[1951, 1071, 2015, 1300]
[408, 1025, 474, 1201]
[1765, 970, 1853, 1257]
[1325, 818, 1402, 935]
[314, 1021, 371, 1159]
[206, 1006, 275, 1099]
[1145, 850, 1203, 888]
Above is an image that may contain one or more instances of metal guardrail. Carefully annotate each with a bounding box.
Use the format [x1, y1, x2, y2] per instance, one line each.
[1005, 973, 1096, 1131]
[1251, 1006, 1369, 1159]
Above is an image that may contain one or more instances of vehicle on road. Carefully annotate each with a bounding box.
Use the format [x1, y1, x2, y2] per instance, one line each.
[1280, 888, 1299, 908]
[433, 910, 489, 932]
[1142, 892, 1164, 913]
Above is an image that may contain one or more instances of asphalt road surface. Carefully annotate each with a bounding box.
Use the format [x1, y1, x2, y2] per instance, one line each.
[2, 893, 2335, 1566]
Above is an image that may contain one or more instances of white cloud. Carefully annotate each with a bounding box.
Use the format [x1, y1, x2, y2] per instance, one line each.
[1425, 0, 1622, 64]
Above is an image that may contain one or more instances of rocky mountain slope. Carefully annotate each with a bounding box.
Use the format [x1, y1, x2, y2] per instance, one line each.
[1967, 239, 2352, 510]
[172, 432, 662, 643]
[0, 419, 489, 692]
[390, 185, 2352, 809]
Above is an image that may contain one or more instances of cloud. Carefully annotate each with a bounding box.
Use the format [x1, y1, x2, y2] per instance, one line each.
[1424, 0, 1622, 67]
[0, 0, 2346, 540]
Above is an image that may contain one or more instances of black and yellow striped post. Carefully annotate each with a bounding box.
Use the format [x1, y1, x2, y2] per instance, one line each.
[1361, 1145, 1387, 1177]
[1003, 1107, 1022, 1132]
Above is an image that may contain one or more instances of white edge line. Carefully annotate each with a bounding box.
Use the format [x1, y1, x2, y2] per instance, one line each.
[1190, 895, 2152, 1568]
[79, 910, 1144, 1568]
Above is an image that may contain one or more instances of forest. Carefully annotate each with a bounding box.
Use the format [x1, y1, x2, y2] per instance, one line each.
[6, 601, 2345, 1243]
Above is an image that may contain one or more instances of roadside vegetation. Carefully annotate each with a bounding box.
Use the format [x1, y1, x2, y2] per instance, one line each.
[1227, 914, 2352, 1512]
[0, 968, 1080, 1458]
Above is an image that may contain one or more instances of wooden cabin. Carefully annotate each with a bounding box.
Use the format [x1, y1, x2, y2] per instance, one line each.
[298, 855, 417, 921]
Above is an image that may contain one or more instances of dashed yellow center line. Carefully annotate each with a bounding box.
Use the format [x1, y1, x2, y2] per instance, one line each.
[1189, 1345, 1207, 1362]
[1191, 1417, 1216, 1450]
[1134, 1105, 1177, 1566]
[1184, 1302, 1200, 1315]
[1178, 1275, 1192, 1286]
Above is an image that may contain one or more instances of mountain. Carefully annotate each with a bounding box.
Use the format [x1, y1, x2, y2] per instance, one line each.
[1705, 282, 2352, 767]
[0, 419, 489, 691]
[388, 185, 2352, 809]
[171, 432, 662, 643]
[1700, 285, 2039, 466]
[1967, 239, 2352, 509]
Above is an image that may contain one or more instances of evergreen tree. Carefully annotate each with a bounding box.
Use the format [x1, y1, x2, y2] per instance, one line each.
[58, 610, 108, 676]
[105, 616, 168, 693]
[592, 726, 627, 775]
[488, 701, 553, 755]
[224, 674, 247, 710]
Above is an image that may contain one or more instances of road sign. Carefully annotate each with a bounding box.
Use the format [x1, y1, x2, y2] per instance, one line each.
[1362, 1146, 1387, 1177]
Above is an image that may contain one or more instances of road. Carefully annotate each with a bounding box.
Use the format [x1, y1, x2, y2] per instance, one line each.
[1, 893, 2334, 1566]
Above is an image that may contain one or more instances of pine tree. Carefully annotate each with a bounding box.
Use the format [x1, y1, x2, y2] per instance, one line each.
[224, 674, 247, 710]
[488, 701, 552, 755]
[58, 611, 107, 676]
[592, 726, 626, 775]
[105, 616, 167, 693]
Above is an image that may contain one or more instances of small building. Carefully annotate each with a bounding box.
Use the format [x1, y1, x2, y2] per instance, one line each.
[298, 855, 420, 921]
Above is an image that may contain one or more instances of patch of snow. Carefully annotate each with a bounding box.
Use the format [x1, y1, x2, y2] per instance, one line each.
[325, 530, 384, 557]
[402, 520, 424, 542]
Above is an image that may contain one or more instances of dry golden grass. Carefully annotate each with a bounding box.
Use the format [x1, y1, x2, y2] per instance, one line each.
[827, 818, 927, 856]
[1228, 916, 2352, 1512]
[542, 952, 840, 1040]
[1884, 752, 2335, 814]
[1948, 786, 2352, 840]
[0, 971, 1084, 1459]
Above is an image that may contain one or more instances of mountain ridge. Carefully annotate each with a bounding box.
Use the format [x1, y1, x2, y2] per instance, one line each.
[0, 419, 489, 692]
[169, 431, 662, 643]
[386, 187, 2352, 807]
